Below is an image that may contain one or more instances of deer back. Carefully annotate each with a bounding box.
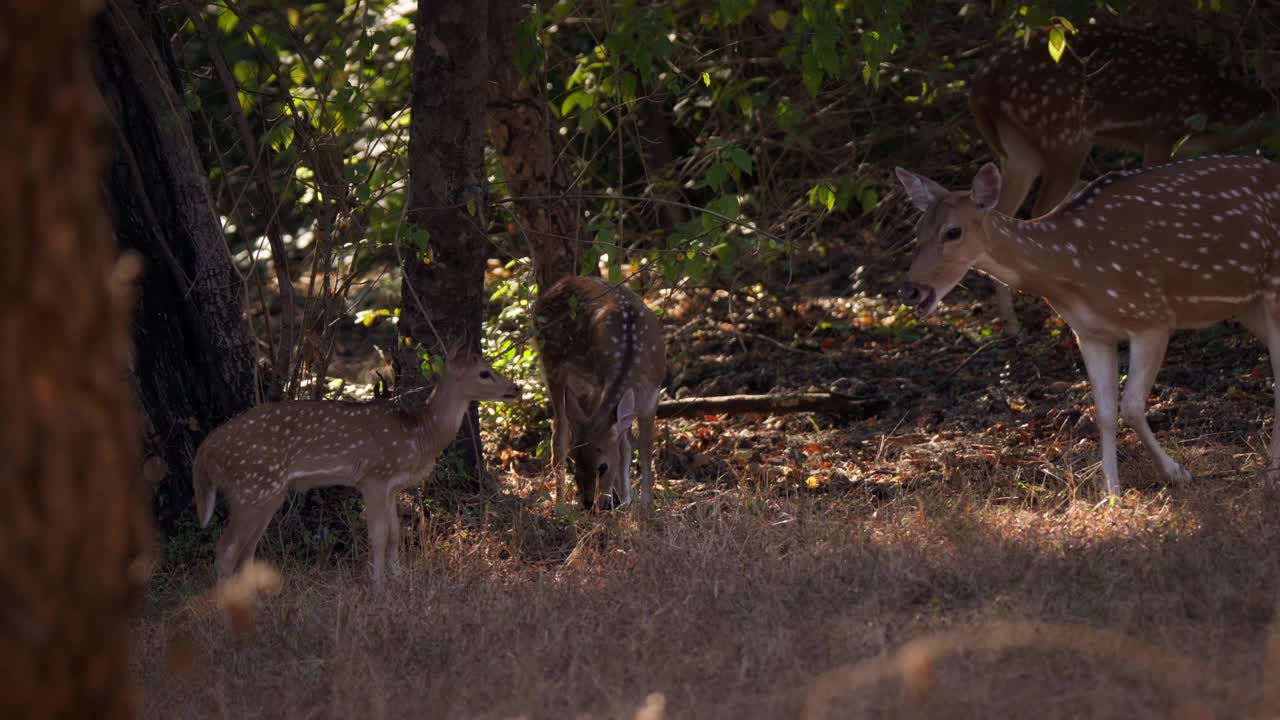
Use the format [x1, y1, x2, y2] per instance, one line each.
[535, 275, 664, 430]
[971, 25, 1273, 158]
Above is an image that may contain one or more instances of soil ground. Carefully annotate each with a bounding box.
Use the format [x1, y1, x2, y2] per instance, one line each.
[138, 240, 1280, 718]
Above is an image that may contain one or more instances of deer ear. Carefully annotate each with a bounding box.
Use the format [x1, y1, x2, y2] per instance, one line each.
[564, 389, 590, 425]
[611, 389, 637, 435]
[895, 167, 946, 212]
[971, 162, 1002, 212]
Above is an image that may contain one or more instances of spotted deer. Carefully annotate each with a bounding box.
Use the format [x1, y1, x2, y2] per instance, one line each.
[193, 348, 519, 590]
[895, 155, 1280, 496]
[534, 275, 666, 511]
[970, 24, 1276, 334]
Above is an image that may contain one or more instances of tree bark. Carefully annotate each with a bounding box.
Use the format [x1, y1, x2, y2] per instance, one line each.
[487, 0, 581, 291]
[92, 0, 257, 531]
[658, 393, 888, 419]
[0, 0, 153, 715]
[399, 0, 491, 494]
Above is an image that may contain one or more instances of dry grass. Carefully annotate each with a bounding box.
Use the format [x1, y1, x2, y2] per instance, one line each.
[138, 281, 1280, 718]
[139, 465, 1280, 719]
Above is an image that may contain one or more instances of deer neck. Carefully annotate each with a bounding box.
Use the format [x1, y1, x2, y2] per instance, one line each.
[973, 213, 1066, 298]
[412, 380, 471, 456]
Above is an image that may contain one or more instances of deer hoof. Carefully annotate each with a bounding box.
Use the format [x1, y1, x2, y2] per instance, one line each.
[1166, 464, 1193, 485]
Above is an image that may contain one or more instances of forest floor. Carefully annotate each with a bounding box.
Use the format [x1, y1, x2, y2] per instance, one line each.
[137, 244, 1280, 719]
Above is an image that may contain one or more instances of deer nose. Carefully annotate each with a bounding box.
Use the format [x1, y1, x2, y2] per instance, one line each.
[596, 492, 618, 512]
[900, 282, 927, 306]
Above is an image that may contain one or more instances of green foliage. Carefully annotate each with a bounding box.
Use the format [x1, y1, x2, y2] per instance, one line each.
[479, 264, 545, 435]
[176, 0, 416, 263]
[172, 0, 1278, 415]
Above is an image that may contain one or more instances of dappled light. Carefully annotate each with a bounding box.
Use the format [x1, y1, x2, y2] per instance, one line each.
[12, 0, 1279, 717]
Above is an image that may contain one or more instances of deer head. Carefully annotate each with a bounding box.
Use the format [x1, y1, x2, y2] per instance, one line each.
[436, 345, 521, 402]
[563, 387, 637, 511]
[895, 163, 1002, 316]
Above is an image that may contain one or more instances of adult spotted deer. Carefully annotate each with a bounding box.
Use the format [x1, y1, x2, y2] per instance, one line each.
[970, 24, 1276, 334]
[193, 348, 519, 590]
[534, 275, 665, 511]
[895, 155, 1280, 496]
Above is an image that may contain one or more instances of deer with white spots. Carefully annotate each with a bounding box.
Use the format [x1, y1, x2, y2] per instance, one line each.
[192, 348, 520, 590]
[534, 275, 666, 511]
[970, 24, 1276, 334]
[895, 154, 1280, 496]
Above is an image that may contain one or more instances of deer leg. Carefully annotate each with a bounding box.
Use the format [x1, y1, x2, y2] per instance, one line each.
[1077, 335, 1122, 496]
[214, 507, 250, 580]
[217, 493, 285, 580]
[1121, 330, 1191, 484]
[1266, 307, 1280, 484]
[1029, 148, 1089, 218]
[1242, 303, 1280, 482]
[548, 383, 570, 509]
[636, 411, 657, 507]
[384, 489, 403, 578]
[987, 122, 1044, 337]
[616, 431, 634, 508]
[362, 485, 390, 591]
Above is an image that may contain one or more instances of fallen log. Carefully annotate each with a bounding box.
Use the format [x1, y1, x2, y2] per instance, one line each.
[657, 392, 888, 419]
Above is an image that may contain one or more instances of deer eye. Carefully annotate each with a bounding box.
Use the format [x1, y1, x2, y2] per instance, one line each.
[479, 370, 492, 379]
[942, 226, 963, 242]
[597, 462, 608, 476]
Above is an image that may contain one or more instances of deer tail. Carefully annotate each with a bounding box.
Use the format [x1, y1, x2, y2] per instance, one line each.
[192, 443, 218, 528]
[587, 292, 640, 434]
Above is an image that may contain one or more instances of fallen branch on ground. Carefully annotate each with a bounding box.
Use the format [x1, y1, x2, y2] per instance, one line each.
[657, 393, 888, 419]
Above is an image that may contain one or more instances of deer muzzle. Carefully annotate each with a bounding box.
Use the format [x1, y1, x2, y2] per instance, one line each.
[900, 282, 937, 316]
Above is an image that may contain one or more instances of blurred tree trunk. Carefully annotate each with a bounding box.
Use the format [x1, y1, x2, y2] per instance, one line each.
[92, 0, 257, 531]
[0, 0, 153, 716]
[487, 0, 581, 291]
[398, 0, 491, 494]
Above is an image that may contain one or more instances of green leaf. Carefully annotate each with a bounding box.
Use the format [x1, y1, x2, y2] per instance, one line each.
[560, 90, 594, 116]
[407, 226, 432, 256]
[420, 351, 445, 381]
[268, 119, 295, 153]
[726, 145, 753, 175]
[215, 8, 239, 34]
[808, 182, 836, 211]
[233, 59, 257, 86]
[768, 9, 790, 30]
[1047, 28, 1066, 63]
[702, 71, 711, 87]
[703, 164, 728, 192]
[712, 193, 739, 219]
[802, 47, 823, 95]
[512, 12, 544, 76]
[859, 189, 879, 216]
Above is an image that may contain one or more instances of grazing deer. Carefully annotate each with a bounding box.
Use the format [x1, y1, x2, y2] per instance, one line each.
[970, 25, 1276, 334]
[894, 155, 1280, 496]
[534, 275, 666, 511]
[193, 348, 520, 590]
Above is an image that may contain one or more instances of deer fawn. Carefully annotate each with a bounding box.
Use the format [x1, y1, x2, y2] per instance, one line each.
[193, 349, 519, 590]
[970, 25, 1276, 334]
[895, 155, 1280, 496]
[534, 275, 665, 511]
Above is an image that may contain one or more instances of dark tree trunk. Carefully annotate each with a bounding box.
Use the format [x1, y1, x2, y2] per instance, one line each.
[636, 96, 688, 230]
[0, 0, 153, 715]
[92, 0, 257, 531]
[487, 0, 581, 291]
[398, 0, 491, 494]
